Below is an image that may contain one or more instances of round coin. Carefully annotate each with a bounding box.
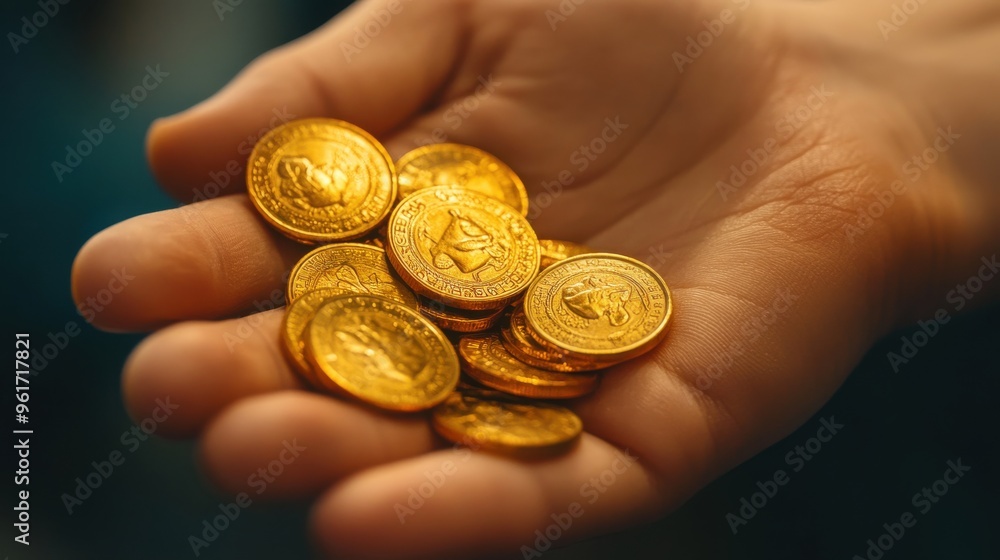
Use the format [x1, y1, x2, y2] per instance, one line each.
[396, 144, 529, 216]
[523, 254, 672, 361]
[459, 334, 599, 399]
[431, 388, 583, 452]
[386, 187, 540, 310]
[305, 295, 459, 411]
[248, 119, 396, 243]
[280, 288, 351, 390]
[286, 243, 418, 308]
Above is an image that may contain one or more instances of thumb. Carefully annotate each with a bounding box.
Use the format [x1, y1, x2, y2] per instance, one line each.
[147, 0, 466, 202]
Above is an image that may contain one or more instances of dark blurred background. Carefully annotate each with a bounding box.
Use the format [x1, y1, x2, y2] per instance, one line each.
[2, 1, 997, 559]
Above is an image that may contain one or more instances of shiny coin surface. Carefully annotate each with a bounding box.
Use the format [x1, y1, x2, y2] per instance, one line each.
[523, 254, 672, 361]
[459, 334, 599, 399]
[386, 187, 540, 310]
[502, 308, 598, 371]
[538, 239, 594, 270]
[286, 243, 417, 308]
[396, 144, 529, 216]
[280, 288, 350, 390]
[507, 307, 561, 359]
[500, 324, 603, 373]
[248, 118, 396, 243]
[418, 297, 506, 333]
[305, 295, 459, 411]
[431, 388, 583, 452]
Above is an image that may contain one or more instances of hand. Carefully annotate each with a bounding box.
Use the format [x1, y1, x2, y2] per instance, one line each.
[71, 0, 1000, 557]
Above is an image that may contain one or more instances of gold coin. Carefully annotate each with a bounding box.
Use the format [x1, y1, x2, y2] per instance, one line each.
[247, 118, 396, 243]
[396, 144, 529, 216]
[305, 295, 459, 411]
[507, 306, 602, 366]
[500, 322, 604, 373]
[286, 243, 418, 308]
[507, 307, 559, 358]
[280, 288, 350, 390]
[499, 319, 550, 361]
[513, 308, 611, 369]
[386, 187, 540, 310]
[538, 239, 594, 270]
[459, 334, 599, 399]
[418, 297, 506, 333]
[431, 387, 583, 453]
[523, 253, 672, 361]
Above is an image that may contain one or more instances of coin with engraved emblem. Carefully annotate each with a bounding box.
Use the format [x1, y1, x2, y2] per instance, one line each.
[396, 144, 529, 216]
[305, 295, 459, 411]
[286, 243, 418, 308]
[459, 334, 599, 399]
[431, 387, 583, 452]
[280, 288, 350, 390]
[523, 254, 672, 361]
[538, 239, 594, 270]
[248, 119, 396, 243]
[386, 187, 539, 310]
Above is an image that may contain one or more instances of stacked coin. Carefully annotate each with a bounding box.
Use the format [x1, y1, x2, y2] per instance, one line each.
[246, 118, 673, 454]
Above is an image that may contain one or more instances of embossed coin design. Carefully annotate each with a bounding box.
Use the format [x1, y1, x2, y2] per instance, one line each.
[431, 388, 583, 452]
[248, 118, 396, 243]
[386, 187, 540, 310]
[305, 295, 459, 411]
[396, 144, 529, 216]
[280, 288, 350, 389]
[459, 334, 599, 399]
[523, 254, 672, 361]
[286, 243, 417, 307]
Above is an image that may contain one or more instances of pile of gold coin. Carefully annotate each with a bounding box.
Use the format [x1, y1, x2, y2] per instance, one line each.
[246, 118, 673, 454]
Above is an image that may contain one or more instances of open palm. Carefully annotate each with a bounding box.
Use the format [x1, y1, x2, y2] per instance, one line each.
[72, 0, 1000, 557]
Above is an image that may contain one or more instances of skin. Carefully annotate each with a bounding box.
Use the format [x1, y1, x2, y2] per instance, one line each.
[71, 0, 1000, 558]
